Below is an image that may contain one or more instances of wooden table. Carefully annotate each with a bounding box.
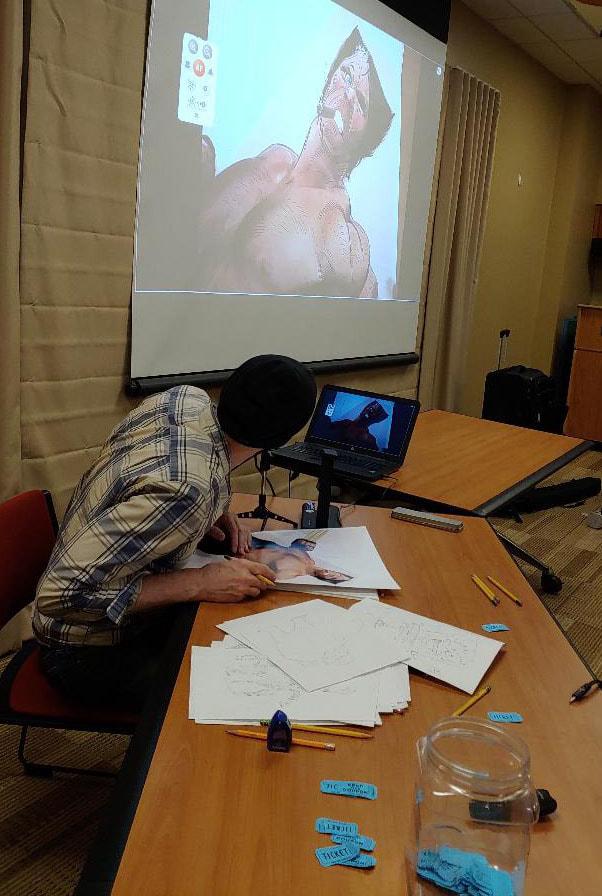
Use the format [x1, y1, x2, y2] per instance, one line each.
[83, 496, 602, 896]
[372, 410, 589, 516]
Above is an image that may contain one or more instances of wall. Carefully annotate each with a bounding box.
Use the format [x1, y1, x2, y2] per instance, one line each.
[446, 1, 569, 416]
[535, 85, 602, 354]
[592, 164, 602, 304]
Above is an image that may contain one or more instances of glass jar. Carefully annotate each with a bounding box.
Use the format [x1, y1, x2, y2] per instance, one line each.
[407, 717, 539, 896]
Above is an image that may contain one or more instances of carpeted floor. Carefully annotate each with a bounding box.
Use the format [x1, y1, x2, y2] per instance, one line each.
[492, 448, 602, 678]
[0, 451, 600, 895]
[0, 713, 128, 896]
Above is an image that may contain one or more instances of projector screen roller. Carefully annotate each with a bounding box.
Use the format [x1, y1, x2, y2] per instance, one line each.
[131, 0, 446, 379]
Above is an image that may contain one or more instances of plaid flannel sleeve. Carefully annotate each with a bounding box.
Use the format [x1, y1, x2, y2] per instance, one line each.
[37, 480, 211, 627]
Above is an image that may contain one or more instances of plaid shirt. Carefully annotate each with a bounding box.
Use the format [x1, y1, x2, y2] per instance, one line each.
[33, 386, 231, 647]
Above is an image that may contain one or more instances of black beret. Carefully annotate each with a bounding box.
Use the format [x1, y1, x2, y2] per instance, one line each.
[217, 355, 317, 449]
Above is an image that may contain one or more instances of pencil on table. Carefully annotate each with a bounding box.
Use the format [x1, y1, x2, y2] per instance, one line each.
[452, 685, 491, 717]
[471, 574, 500, 606]
[259, 721, 373, 739]
[487, 576, 523, 606]
[227, 729, 335, 751]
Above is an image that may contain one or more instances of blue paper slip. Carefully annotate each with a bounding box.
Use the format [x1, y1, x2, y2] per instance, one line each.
[315, 842, 360, 867]
[315, 817, 359, 836]
[488, 711, 523, 724]
[482, 623, 510, 633]
[332, 833, 375, 852]
[340, 853, 377, 869]
[320, 780, 377, 800]
[417, 847, 514, 896]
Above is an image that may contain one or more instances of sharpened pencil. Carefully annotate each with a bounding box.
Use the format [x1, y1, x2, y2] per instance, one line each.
[227, 729, 335, 750]
[259, 721, 373, 739]
[487, 576, 523, 606]
[452, 685, 491, 717]
[472, 574, 500, 606]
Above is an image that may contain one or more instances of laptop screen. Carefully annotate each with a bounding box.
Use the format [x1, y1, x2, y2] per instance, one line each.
[307, 385, 420, 460]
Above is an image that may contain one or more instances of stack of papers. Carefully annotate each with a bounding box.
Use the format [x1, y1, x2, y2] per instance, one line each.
[189, 639, 410, 726]
[181, 526, 400, 601]
[189, 600, 411, 726]
[189, 598, 505, 724]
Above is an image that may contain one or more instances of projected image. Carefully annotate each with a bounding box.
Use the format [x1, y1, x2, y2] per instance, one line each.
[315, 392, 395, 451]
[197, 0, 403, 301]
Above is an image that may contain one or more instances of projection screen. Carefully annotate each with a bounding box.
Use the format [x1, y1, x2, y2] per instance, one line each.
[131, 0, 446, 379]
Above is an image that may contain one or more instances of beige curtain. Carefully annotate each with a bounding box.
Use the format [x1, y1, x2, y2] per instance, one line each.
[0, 0, 23, 502]
[0, 1, 31, 655]
[18, 0, 147, 516]
[418, 68, 500, 411]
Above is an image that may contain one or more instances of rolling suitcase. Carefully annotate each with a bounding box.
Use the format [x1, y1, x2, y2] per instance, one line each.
[482, 330, 556, 431]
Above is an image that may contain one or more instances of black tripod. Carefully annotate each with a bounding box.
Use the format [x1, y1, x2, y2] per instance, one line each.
[237, 450, 297, 530]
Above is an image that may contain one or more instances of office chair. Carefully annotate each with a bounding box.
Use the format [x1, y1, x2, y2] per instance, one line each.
[0, 490, 139, 778]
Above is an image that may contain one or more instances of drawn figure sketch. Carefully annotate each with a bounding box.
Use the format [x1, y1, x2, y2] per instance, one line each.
[223, 653, 303, 703]
[268, 614, 354, 667]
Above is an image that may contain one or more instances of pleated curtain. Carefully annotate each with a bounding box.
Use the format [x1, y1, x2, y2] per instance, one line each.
[419, 68, 500, 411]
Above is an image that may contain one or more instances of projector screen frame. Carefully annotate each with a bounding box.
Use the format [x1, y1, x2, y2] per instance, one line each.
[128, 0, 449, 385]
[126, 351, 419, 396]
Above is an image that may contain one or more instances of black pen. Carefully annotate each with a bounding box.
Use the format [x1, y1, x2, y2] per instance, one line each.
[569, 679, 602, 703]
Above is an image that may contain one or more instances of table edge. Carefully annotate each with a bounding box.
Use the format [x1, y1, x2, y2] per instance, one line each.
[74, 603, 198, 896]
[474, 440, 593, 516]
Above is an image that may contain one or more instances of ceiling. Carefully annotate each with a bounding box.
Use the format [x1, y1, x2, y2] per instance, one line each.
[461, 0, 602, 93]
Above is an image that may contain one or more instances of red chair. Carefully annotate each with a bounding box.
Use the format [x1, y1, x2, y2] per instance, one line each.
[0, 490, 139, 777]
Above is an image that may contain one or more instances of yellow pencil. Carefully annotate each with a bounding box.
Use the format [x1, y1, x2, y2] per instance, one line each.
[472, 574, 500, 606]
[452, 685, 491, 717]
[227, 729, 335, 751]
[259, 721, 373, 739]
[224, 554, 274, 587]
[487, 576, 523, 607]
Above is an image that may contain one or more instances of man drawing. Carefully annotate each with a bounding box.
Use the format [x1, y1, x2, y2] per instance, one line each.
[197, 27, 394, 298]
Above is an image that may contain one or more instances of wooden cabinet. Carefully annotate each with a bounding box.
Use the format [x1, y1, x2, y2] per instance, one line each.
[564, 305, 602, 440]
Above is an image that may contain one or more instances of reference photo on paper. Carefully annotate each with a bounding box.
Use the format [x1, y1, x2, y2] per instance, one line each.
[182, 526, 400, 597]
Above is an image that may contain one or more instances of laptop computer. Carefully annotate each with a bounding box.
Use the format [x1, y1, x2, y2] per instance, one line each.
[270, 384, 420, 482]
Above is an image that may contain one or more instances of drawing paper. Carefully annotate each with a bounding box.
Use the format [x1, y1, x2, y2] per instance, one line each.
[349, 602, 504, 694]
[378, 663, 410, 712]
[217, 599, 409, 691]
[249, 526, 399, 591]
[189, 644, 380, 725]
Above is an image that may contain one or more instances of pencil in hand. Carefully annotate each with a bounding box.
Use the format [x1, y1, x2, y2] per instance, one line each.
[224, 553, 274, 587]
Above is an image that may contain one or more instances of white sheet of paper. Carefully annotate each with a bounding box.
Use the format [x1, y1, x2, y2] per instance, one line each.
[378, 663, 411, 712]
[189, 644, 379, 725]
[349, 601, 503, 694]
[217, 599, 409, 691]
[250, 526, 399, 591]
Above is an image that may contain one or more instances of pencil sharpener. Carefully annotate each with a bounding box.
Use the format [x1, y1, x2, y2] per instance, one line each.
[267, 709, 292, 753]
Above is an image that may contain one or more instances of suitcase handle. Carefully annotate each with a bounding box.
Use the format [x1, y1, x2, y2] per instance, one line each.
[497, 329, 511, 370]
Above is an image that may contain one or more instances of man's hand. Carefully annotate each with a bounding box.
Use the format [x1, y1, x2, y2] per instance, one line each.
[134, 558, 276, 613]
[195, 558, 276, 602]
[206, 512, 251, 555]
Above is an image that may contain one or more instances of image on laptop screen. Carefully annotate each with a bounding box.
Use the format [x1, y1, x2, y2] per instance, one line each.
[309, 386, 418, 457]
